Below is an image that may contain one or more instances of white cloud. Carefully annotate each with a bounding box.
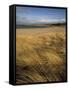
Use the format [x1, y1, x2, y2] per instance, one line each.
[16, 17, 66, 25]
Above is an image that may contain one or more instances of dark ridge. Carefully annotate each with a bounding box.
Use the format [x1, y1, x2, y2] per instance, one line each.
[16, 23, 66, 29]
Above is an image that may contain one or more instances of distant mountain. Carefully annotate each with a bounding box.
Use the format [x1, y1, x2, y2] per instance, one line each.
[16, 22, 66, 29]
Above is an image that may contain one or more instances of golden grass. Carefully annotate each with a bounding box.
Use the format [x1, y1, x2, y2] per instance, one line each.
[16, 26, 66, 84]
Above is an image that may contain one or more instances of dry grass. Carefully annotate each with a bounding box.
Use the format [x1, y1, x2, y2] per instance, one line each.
[16, 26, 66, 84]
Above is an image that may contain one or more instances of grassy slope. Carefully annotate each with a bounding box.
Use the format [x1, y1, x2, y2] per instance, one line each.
[16, 26, 66, 84]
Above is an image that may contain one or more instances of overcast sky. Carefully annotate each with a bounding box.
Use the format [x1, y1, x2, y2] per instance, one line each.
[16, 6, 66, 25]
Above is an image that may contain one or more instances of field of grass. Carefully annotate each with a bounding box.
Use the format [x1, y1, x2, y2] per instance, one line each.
[16, 26, 66, 84]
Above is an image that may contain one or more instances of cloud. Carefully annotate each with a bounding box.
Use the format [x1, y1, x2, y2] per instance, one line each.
[16, 17, 48, 25]
[16, 16, 66, 25]
[47, 18, 66, 24]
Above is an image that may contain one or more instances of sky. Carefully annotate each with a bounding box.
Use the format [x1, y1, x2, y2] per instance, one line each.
[16, 6, 66, 25]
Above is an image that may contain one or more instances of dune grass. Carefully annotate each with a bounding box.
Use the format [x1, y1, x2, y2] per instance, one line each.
[16, 27, 66, 84]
